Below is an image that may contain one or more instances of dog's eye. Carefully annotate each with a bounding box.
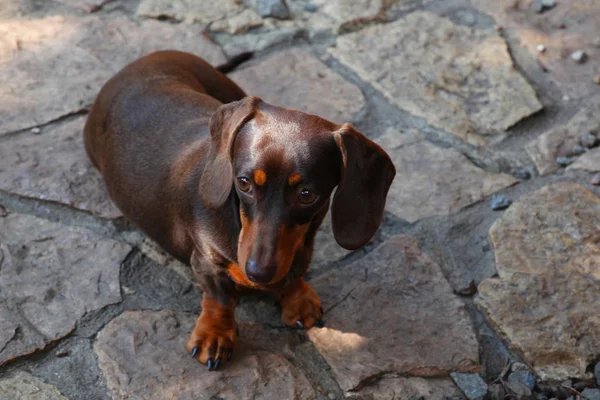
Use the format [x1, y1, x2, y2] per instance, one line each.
[299, 189, 317, 205]
[237, 177, 251, 193]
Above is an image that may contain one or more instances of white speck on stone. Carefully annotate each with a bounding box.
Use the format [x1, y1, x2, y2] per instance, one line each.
[541, 0, 556, 7]
[562, 95, 570, 102]
[536, 44, 546, 53]
[571, 50, 587, 63]
[31, 127, 40, 133]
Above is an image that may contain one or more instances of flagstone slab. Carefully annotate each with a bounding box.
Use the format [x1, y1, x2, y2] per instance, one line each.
[136, 0, 242, 24]
[526, 97, 600, 175]
[478, 183, 600, 380]
[307, 235, 479, 393]
[0, 117, 120, 218]
[230, 49, 365, 124]
[94, 310, 315, 400]
[329, 11, 542, 145]
[376, 128, 518, 223]
[0, 15, 224, 136]
[0, 372, 69, 400]
[0, 211, 130, 366]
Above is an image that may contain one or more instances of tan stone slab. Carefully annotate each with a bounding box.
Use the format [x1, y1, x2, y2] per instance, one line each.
[569, 147, 600, 172]
[211, 8, 264, 35]
[0, 372, 69, 400]
[526, 98, 600, 175]
[0, 117, 120, 219]
[471, 0, 600, 99]
[136, 0, 242, 24]
[0, 212, 130, 366]
[311, 0, 385, 32]
[308, 235, 479, 393]
[329, 11, 542, 145]
[377, 128, 518, 223]
[55, 0, 111, 12]
[94, 310, 315, 400]
[478, 183, 600, 380]
[0, 15, 225, 135]
[230, 49, 365, 124]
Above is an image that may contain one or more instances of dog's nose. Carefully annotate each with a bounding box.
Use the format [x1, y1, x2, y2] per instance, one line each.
[245, 260, 276, 284]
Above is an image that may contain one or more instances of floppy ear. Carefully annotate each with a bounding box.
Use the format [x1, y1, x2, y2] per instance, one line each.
[199, 96, 262, 208]
[331, 124, 396, 250]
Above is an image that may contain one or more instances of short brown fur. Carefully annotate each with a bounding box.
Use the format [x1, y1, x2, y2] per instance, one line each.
[84, 50, 395, 371]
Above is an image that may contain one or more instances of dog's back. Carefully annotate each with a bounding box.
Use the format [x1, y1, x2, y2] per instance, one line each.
[84, 51, 246, 259]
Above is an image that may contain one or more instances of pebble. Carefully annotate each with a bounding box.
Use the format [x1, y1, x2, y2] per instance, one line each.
[491, 194, 512, 211]
[556, 156, 574, 167]
[537, 44, 546, 53]
[303, 3, 318, 12]
[582, 389, 600, 400]
[581, 133, 598, 148]
[254, 0, 290, 19]
[514, 169, 532, 180]
[450, 372, 488, 400]
[541, 0, 556, 8]
[531, 0, 556, 13]
[31, 127, 41, 134]
[571, 50, 587, 63]
[508, 370, 536, 391]
[571, 144, 586, 156]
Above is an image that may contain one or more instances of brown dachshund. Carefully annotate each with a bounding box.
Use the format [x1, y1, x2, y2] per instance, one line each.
[84, 50, 395, 371]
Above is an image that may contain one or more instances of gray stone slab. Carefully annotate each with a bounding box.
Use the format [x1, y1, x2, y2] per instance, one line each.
[478, 183, 600, 380]
[94, 310, 315, 399]
[0, 117, 120, 219]
[0, 15, 225, 135]
[308, 235, 480, 393]
[347, 377, 465, 400]
[527, 97, 600, 175]
[376, 128, 518, 223]
[0, 211, 130, 366]
[136, 0, 242, 24]
[0, 372, 69, 400]
[231, 49, 365, 124]
[329, 11, 542, 145]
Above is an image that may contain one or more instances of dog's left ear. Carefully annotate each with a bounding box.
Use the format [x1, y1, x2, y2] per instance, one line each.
[199, 96, 262, 208]
[331, 124, 396, 250]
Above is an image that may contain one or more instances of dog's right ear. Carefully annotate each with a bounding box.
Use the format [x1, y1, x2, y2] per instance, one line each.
[199, 96, 261, 208]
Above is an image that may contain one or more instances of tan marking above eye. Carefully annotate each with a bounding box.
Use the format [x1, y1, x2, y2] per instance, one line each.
[253, 169, 267, 186]
[288, 173, 302, 186]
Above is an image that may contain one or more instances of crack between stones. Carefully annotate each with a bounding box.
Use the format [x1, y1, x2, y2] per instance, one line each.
[0, 108, 89, 144]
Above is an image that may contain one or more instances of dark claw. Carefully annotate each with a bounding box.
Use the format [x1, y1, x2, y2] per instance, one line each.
[227, 349, 233, 360]
[213, 359, 221, 370]
[207, 359, 213, 370]
[191, 347, 198, 358]
[236, 327, 240, 336]
[315, 319, 325, 328]
[296, 320, 304, 329]
[319, 306, 324, 315]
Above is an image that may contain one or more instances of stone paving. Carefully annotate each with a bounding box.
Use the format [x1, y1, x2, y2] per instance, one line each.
[0, 0, 599, 399]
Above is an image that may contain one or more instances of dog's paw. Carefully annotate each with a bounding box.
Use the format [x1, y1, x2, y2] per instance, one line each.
[280, 279, 325, 329]
[187, 310, 238, 371]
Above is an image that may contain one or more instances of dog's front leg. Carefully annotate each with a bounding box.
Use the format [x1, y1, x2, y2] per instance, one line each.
[279, 277, 325, 330]
[187, 250, 238, 371]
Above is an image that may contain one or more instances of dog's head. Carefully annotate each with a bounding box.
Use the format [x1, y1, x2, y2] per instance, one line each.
[200, 96, 396, 284]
